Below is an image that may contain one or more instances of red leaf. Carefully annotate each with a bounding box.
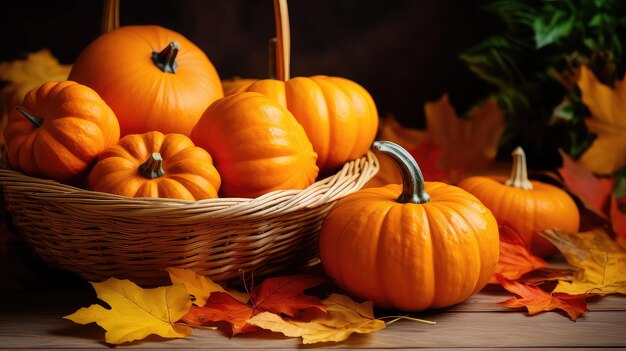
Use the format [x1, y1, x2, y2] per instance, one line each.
[180, 275, 326, 336]
[517, 268, 575, 286]
[407, 141, 448, 182]
[495, 274, 591, 321]
[489, 225, 548, 283]
[251, 275, 327, 317]
[558, 150, 613, 218]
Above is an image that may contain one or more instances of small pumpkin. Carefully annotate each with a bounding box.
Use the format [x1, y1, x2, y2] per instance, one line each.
[68, 25, 223, 137]
[190, 92, 318, 198]
[87, 131, 220, 200]
[3, 81, 120, 183]
[458, 147, 580, 257]
[223, 0, 378, 175]
[319, 141, 499, 311]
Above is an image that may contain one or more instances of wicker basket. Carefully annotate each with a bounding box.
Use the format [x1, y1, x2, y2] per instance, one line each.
[0, 151, 379, 286]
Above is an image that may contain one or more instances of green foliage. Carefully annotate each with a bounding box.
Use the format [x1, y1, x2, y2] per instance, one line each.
[461, 0, 626, 169]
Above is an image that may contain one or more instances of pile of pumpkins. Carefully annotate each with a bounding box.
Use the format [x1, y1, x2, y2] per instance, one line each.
[3, 25, 379, 200]
[3, 24, 581, 314]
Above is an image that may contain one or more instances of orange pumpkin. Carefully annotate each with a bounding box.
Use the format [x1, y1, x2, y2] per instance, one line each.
[225, 77, 379, 175]
[319, 141, 499, 311]
[87, 131, 220, 200]
[3, 81, 120, 183]
[68, 25, 223, 137]
[458, 147, 580, 257]
[190, 92, 318, 198]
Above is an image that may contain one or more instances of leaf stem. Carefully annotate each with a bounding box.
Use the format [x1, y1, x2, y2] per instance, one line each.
[378, 315, 436, 325]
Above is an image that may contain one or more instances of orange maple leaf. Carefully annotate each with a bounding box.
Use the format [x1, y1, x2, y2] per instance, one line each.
[576, 65, 626, 175]
[495, 274, 591, 321]
[611, 197, 626, 250]
[180, 275, 326, 335]
[489, 225, 548, 283]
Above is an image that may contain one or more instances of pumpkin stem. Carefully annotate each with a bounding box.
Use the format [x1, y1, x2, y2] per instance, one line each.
[139, 152, 166, 179]
[16, 107, 43, 128]
[101, 0, 120, 34]
[152, 41, 180, 74]
[373, 141, 430, 204]
[273, 0, 290, 81]
[504, 146, 533, 190]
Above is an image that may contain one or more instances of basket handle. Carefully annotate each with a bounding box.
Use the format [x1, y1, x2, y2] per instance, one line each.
[101, 0, 120, 34]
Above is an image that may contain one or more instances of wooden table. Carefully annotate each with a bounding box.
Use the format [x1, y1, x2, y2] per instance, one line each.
[1, 249, 625, 350]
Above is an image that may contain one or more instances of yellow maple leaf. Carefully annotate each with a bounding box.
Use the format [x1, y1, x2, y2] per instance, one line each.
[64, 278, 192, 345]
[166, 267, 248, 305]
[576, 65, 626, 175]
[0, 49, 71, 102]
[540, 229, 626, 295]
[247, 293, 386, 344]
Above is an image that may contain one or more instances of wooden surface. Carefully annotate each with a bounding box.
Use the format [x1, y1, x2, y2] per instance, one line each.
[1, 250, 625, 350]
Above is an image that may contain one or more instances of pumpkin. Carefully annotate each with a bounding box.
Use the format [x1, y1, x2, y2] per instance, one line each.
[190, 92, 318, 198]
[68, 25, 223, 137]
[458, 147, 580, 257]
[318, 140, 499, 311]
[3, 81, 120, 183]
[223, 0, 378, 175]
[87, 131, 220, 200]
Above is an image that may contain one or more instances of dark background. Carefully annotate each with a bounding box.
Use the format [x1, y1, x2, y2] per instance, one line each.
[1, 0, 498, 130]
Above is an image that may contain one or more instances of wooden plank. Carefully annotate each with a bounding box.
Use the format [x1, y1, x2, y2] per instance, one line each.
[1, 310, 625, 349]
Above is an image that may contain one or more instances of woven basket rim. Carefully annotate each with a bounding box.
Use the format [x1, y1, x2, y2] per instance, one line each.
[0, 151, 380, 220]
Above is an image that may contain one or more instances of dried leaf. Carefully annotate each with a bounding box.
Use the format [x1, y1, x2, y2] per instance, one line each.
[166, 267, 230, 306]
[558, 150, 613, 218]
[367, 96, 504, 186]
[0, 49, 71, 101]
[247, 293, 386, 344]
[495, 274, 590, 321]
[540, 229, 626, 295]
[518, 268, 576, 286]
[64, 278, 192, 345]
[180, 275, 326, 336]
[576, 65, 626, 175]
[490, 225, 548, 283]
[611, 196, 626, 250]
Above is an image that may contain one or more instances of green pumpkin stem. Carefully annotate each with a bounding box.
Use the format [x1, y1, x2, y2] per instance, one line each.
[139, 152, 166, 179]
[504, 146, 533, 190]
[152, 41, 180, 74]
[372, 140, 430, 204]
[16, 107, 43, 128]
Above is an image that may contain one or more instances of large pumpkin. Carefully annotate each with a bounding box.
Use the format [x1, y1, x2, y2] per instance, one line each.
[87, 131, 220, 200]
[68, 25, 223, 137]
[458, 147, 580, 257]
[190, 92, 318, 198]
[3, 81, 120, 183]
[225, 77, 379, 175]
[319, 141, 499, 311]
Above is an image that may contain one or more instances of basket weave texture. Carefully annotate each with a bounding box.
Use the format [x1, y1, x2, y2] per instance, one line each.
[0, 151, 379, 286]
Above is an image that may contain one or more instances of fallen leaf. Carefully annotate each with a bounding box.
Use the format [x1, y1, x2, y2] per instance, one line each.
[540, 229, 626, 295]
[489, 225, 548, 283]
[247, 293, 386, 344]
[495, 274, 591, 321]
[557, 150, 613, 218]
[576, 65, 626, 175]
[517, 268, 576, 286]
[64, 278, 192, 345]
[366, 96, 503, 186]
[166, 267, 230, 306]
[611, 196, 626, 250]
[180, 275, 326, 335]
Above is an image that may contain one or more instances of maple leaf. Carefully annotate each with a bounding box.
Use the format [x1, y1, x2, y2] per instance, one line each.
[489, 225, 548, 283]
[0, 49, 71, 102]
[517, 268, 575, 286]
[611, 196, 626, 250]
[540, 229, 626, 295]
[365, 96, 503, 187]
[179, 275, 326, 336]
[166, 267, 248, 306]
[64, 278, 192, 345]
[576, 65, 626, 175]
[247, 293, 386, 344]
[495, 274, 591, 321]
[557, 150, 613, 218]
